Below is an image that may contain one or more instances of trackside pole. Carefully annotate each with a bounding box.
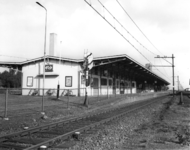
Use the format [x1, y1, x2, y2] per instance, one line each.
[4, 89, 9, 120]
[57, 84, 60, 99]
[83, 51, 93, 107]
[67, 90, 70, 109]
[179, 92, 183, 105]
[42, 88, 44, 113]
[84, 70, 88, 107]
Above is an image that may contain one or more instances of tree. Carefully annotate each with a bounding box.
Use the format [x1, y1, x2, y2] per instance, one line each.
[0, 69, 21, 88]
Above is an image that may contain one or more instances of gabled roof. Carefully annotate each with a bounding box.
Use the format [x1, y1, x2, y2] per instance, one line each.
[21, 55, 80, 65]
[0, 55, 79, 65]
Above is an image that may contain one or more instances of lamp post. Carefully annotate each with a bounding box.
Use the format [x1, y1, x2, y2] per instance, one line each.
[36, 2, 47, 113]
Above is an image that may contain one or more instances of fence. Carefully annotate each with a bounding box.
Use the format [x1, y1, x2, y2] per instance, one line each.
[20, 86, 135, 97]
[0, 87, 169, 120]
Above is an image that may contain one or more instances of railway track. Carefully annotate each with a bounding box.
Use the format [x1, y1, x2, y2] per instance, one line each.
[0, 95, 171, 150]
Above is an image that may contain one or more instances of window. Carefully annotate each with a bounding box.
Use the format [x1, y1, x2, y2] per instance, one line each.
[81, 75, 85, 85]
[92, 78, 99, 88]
[27, 76, 33, 87]
[117, 80, 120, 88]
[132, 82, 135, 88]
[94, 68, 98, 75]
[109, 71, 112, 77]
[109, 79, 112, 86]
[102, 70, 108, 77]
[65, 76, 72, 87]
[101, 78, 107, 86]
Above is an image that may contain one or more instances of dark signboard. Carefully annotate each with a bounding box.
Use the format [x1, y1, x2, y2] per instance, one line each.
[45, 64, 53, 72]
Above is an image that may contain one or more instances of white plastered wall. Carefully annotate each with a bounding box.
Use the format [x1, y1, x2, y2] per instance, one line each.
[22, 60, 80, 95]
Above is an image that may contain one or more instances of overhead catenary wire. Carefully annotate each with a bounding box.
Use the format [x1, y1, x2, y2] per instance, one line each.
[157, 59, 171, 81]
[115, 0, 171, 65]
[97, 0, 157, 57]
[84, 0, 170, 81]
[160, 60, 170, 79]
[84, 0, 152, 64]
[97, 0, 171, 81]
[98, 0, 172, 81]
[116, 0, 158, 52]
[153, 65, 171, 82]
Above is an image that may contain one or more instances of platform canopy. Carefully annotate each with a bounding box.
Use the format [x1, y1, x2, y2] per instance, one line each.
[79, 54, 170, 86]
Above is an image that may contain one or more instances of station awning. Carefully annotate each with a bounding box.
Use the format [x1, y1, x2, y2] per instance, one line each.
[35, 73, 59, 78]
[82, 54, 170, 85]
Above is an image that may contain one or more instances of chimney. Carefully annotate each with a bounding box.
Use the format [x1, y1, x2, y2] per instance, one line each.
[49, 33, 57, 56]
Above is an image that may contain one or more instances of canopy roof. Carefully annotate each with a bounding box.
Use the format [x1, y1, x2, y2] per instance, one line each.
[88, 54, 169, 85]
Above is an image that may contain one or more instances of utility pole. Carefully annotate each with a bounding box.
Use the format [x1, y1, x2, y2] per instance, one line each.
[83, 52, 93, 107]
[154, 54, 175, 97]
[172, 54, 175, 95]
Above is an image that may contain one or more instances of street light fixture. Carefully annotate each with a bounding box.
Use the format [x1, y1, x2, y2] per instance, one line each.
[36, 2, 47, 113]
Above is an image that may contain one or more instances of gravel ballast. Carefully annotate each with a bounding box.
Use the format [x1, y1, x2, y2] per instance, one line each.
[63, 96, 190, 150]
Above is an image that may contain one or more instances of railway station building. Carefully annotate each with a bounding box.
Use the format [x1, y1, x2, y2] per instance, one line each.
[0, 34, 169, 96]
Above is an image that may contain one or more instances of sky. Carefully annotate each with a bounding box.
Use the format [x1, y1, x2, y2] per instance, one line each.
[0, 0, 189, 89]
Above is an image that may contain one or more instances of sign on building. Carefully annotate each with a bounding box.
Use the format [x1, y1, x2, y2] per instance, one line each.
[45, 64, 53, 72]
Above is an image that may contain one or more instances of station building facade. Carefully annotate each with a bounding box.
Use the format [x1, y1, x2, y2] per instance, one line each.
[20, 55, 139, 96]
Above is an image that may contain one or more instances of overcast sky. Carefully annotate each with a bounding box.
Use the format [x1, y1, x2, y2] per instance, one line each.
[0, 0, 189, 89]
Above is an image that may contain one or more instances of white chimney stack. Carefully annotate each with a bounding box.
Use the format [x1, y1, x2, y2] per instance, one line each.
[49, 33, 57, 56]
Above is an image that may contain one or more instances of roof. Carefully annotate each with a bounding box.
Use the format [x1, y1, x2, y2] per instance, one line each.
[88, 54, 170, 85]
